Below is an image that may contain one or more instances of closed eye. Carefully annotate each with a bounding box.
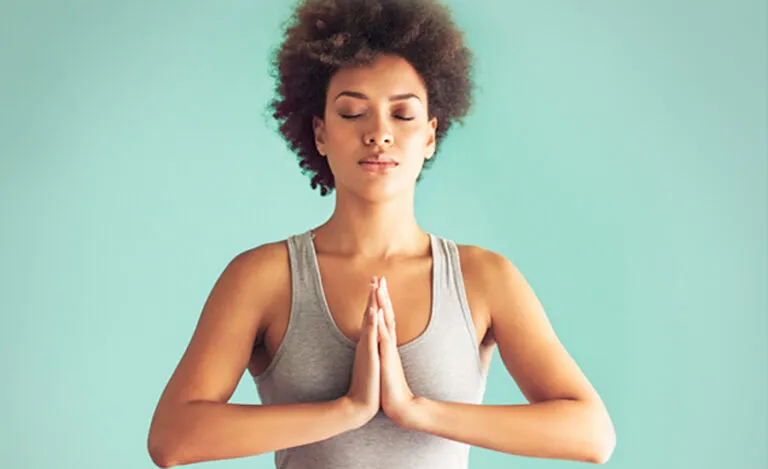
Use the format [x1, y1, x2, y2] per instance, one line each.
[340, 114, 414, 121]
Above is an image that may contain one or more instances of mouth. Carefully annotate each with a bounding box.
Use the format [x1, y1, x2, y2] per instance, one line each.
[358, 160, 399, 173]
[358, 160, 399, 166]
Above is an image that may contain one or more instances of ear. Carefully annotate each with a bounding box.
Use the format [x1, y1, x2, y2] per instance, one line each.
[313, 115, 327, 157]
[425, 117, 437, 160]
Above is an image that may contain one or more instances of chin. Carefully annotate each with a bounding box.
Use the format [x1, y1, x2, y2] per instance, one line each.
[340, 179, 414, 202]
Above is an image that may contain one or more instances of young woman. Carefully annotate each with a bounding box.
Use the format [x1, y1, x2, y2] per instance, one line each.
[148, 0, 616, 467]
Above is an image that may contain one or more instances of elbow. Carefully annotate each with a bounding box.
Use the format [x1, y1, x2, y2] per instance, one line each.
[587, 410, 616, 464]
[148, 431, 178, 468]
[590, 430, 616, 464]
[148, 419, 185, 468]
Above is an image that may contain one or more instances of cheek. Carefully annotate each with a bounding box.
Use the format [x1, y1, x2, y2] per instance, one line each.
[401, 129, 430, 154]
[326, 128, 354, 149]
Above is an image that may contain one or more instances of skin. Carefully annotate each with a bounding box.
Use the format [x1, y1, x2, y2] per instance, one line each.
[147, 53, 616, 468]
[311, 52, 438, 258]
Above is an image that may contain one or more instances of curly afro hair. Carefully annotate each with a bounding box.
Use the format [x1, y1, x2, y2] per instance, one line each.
[267, 0, 476, 196]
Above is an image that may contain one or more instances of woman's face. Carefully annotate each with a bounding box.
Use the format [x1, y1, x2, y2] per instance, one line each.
[313, 53, 437, 200]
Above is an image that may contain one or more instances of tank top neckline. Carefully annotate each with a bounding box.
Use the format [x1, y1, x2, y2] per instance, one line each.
[302, 230, 442, 352]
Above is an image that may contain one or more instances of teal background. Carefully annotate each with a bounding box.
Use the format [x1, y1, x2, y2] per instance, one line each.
[1, 0, 765, 467]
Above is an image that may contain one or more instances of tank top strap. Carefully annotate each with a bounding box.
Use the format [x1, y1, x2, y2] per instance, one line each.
[286, 230, 332, 327]
[290, 230, 360, 348]
[286, 230, 316, 296]
[432, 235, 484, 370]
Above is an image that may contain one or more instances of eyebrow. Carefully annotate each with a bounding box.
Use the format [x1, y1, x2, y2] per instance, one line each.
[334, 91, 422, 103]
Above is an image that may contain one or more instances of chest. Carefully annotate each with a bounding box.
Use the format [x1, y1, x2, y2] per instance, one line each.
[252, 243, 495, 379]
[316, 253, 434, 347]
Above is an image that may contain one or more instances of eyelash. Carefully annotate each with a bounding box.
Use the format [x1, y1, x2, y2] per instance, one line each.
[340, 114, 414, 121]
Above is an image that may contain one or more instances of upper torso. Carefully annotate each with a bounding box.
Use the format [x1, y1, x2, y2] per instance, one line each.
[243, 229, 498, 468]
[247, 232, 497, 378]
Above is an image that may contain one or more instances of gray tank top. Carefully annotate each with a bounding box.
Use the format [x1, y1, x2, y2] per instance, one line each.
[253, 230, 488, 468]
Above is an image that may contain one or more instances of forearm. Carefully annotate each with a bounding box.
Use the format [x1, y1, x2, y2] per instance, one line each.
[149, 397, 361, 467]
[404, 397, 615, 464]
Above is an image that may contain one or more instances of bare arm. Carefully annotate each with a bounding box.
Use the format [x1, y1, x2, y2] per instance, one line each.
[147, 242, 362, 468]
[405, 394, 611, 464]
[399, 247, 615, 464]
[150, 398, 360, 467]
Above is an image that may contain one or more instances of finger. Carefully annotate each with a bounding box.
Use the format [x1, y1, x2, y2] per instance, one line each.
[377, 278, 395, 334]
[378, 277, 394, 312]
[371, 277, 380, 310]
[369, 306, 379, 346]
[377, 308, 389, 344]
[376, 288, 390, 321]
[362, 282, 377, 326]
[385, 304, 395, 338]
[365, 279, 376, 308]
[363, 306, 376, 347]
[358, 307, 370, 346]
[367, 304, 378, 330]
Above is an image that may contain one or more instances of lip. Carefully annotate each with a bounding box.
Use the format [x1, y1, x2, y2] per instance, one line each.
[358, 160, 398, 173]
[358, 153, 398, 164]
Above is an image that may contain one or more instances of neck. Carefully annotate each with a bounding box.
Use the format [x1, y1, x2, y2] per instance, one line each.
[312, 188, 428, 260]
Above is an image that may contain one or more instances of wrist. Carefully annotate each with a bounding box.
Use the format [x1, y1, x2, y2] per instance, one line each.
[335, 397, 374, 430]
[391, 396, 429, 430]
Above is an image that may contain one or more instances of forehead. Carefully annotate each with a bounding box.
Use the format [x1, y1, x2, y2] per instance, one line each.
[327, 54, 427, 101]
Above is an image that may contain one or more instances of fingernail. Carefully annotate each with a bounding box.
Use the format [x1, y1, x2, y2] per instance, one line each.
[381, 277, 387, 290]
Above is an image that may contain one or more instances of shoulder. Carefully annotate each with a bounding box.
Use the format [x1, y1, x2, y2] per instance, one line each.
[229, 238, 290, 281]
[455, 242, 518, 283]
[239, 237, 290, 263]
[454, 242, 529, 315]
[220, 238, 292, 320]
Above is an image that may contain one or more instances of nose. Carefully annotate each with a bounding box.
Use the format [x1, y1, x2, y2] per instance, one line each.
[363, 115, 393, 147]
